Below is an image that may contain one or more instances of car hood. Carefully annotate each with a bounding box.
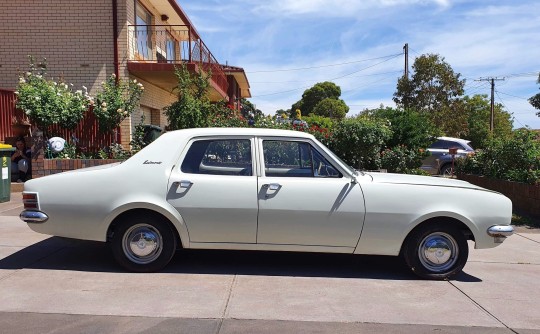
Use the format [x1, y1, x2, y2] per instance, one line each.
[365, 172, 484, 190]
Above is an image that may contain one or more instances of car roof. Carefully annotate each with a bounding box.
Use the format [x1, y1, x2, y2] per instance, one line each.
[161, 127, 315, 139]
[437, 136, 471, 145]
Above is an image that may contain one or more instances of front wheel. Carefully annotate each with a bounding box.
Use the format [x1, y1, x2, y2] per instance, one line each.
[111, 213, 177, 272]
[402, 223, 468, 280]
[440, 164, 454, 177]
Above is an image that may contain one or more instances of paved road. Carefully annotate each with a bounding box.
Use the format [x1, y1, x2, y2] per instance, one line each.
[1, 193, 539, 333]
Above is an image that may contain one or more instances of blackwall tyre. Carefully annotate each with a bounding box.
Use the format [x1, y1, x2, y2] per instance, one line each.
[403, 223, 468, 280]
[111, 213, 177, 272]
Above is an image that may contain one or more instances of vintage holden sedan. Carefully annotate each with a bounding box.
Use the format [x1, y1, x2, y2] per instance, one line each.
[20, 128, 514, 279]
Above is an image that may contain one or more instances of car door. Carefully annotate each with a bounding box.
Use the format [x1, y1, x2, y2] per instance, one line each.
[167, 137, 258, 244]
[256, 138, 365, 248]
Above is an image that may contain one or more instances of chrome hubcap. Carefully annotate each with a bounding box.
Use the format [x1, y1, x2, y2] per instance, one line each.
[418, 232, 458, 272]
[122, 224, 163, 264]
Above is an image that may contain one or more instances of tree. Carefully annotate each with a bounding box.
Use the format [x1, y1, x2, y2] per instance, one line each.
[240, 98, 262, 119]
[462, 94, 513, 148]
[311, 98, 349, 119]
[364, 106, 437, 149]
[529, 73, 540, 115]
[360, 106, 435, 174]
[330, 117, 392, 170]
[165, 64, 213, 130]
[393, 54, 467, 136]
[292, 81, 342, 116]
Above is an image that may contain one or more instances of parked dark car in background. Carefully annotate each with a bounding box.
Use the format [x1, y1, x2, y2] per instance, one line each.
[421, 137, 475, 176]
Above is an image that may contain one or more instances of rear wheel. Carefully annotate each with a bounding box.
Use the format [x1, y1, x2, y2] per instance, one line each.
[403, 223, 468, 280]
[111, 213, 177, 272]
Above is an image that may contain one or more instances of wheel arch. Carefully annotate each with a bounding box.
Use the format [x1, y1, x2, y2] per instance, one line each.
[100, 201, 190, 248]
[399, 216, 474, 256]
[106, 209, 182, 247]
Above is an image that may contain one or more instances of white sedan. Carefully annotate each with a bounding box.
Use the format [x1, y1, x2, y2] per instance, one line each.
[20, 128, 514, 279]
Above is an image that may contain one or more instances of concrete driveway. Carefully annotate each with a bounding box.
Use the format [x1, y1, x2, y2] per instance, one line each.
[1, 193, 539, 334]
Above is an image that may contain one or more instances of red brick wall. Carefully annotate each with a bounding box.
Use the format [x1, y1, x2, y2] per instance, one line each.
[458, 174, 540, 217]
[42, 159, 122, 176]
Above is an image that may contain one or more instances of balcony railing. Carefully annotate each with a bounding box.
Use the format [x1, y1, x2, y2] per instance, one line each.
[127, 25, 228, 95]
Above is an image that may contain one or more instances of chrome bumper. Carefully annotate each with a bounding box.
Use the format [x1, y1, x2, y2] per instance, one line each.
[487, 225, 514, 243]
[20, 210, 49, 223]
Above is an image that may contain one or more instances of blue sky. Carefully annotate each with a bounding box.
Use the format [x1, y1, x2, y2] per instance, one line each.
[180, 0, 540, 129]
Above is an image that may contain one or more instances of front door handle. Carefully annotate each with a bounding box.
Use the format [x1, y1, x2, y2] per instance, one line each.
[175, 180, 193, 188]
[263, 183, 281, 191]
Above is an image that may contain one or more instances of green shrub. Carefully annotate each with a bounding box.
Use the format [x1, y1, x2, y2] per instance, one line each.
[16, 56, 91, 132]
[93, 74, 144, 134]
[330, 117, 392, 170]
[456, 129, 540, 184]
[380, 145, 429, 174]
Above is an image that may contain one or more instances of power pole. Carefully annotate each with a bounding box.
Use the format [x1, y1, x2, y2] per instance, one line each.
[476, 77, 505, 132]
[403, 43, 409, 79]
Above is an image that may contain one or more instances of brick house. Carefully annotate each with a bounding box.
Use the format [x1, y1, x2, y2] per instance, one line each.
[0, 0, 251, 146]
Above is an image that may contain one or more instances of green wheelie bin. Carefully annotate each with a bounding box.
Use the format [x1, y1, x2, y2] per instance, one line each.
[0, 144, 15, 202]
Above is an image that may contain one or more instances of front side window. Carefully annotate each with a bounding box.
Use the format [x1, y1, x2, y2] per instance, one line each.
[263, 140, 341, 178]
[181, 139, 252, 176]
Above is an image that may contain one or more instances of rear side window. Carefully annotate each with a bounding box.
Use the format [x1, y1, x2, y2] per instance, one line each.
[181, 139, 252, 176]
[429, 140, 465, 150]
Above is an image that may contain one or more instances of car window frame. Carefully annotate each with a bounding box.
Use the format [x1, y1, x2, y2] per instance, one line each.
[178, 136, 257, 177]
[257, 137, 344, 179]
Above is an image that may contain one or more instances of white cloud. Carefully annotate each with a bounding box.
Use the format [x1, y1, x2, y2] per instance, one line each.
[180, 0, 540, 128]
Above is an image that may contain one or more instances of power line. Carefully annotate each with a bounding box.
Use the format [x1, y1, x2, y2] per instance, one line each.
[250, 70, 403, 84]
[496, 90, 530, 100]
[495, 91, 526, 128]
[247, 53, 402, 73]
[251, 54, 402, 98]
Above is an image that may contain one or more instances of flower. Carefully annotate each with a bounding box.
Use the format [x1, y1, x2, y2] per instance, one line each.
[19, 77, 26, 84]
[117, 108, 123, 114]
[101, 102, 107, 107]
[75, 90, 82, 95]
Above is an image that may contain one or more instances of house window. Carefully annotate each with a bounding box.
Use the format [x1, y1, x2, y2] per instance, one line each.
[157, 32, 176, 63]
[136, 4, 152, 60]
[166, 34, 176, 62]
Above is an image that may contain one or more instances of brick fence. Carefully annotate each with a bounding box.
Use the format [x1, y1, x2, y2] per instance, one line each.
[458, 174, 540, 217]
[41, 158, 122, 176]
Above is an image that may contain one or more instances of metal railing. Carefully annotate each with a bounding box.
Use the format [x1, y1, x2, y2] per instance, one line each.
[127, 25, 228, 95]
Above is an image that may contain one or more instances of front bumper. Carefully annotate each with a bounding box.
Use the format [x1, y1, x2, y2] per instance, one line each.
[487, 225, 514, 243]
[20, 210, 49, 223]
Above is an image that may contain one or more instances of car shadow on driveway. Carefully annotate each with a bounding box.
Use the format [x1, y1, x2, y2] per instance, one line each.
[0, 237, 481, 282]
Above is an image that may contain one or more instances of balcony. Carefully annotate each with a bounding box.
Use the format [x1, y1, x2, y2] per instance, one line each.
[127, 25, 228, 100]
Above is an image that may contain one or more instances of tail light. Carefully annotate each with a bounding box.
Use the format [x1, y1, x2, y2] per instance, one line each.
[22, 192, 39, 210]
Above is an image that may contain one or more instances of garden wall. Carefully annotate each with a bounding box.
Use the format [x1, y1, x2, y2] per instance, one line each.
[458, 174, 540, 217]
[30, 129, 122, 178]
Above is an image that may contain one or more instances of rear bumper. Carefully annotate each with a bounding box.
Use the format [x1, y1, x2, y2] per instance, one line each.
[20, 210, 49, 223]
